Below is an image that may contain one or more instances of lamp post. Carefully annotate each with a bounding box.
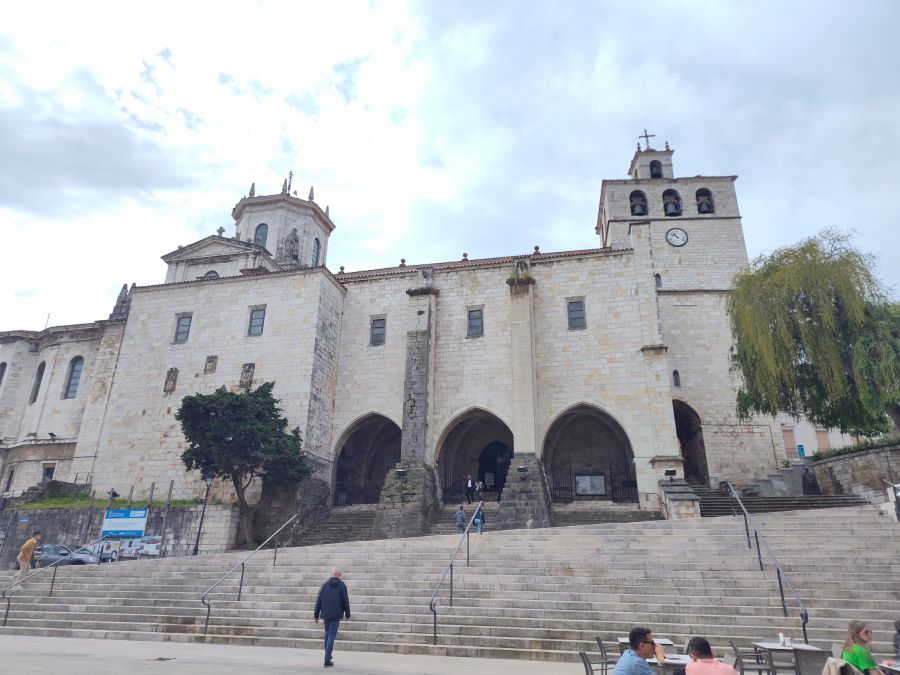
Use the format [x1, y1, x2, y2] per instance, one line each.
[192, 472, 214, 556]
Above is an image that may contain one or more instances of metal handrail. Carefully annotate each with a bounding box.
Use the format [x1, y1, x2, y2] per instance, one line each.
[725, 482, 810, 644]
[429, 500, 483, 645]
[200, 513, 298, 635]
[2, 534, 108, 627]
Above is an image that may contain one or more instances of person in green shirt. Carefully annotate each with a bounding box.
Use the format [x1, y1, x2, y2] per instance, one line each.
[842, 620, 885, 675]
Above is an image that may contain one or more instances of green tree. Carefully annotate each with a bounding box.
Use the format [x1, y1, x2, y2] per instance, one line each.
[728, 229, 900, 434]
[175, 382, 310, 547]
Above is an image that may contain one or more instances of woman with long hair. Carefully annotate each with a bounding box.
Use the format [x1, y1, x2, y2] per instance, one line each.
[842, 620, 885, 675]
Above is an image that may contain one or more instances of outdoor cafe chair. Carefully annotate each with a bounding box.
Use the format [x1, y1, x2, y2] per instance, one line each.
[730, 640, 771, 675]
[793, 647, 830, 675]
[579, 648, 603, 675]
[594, 636, 620, 675]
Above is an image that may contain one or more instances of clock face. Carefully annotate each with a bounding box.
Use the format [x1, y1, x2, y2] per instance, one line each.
[666, 228, 688, 247]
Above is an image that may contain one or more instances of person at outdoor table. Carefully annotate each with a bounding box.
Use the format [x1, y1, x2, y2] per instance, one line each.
[686, 637, 737, 675]
[613, 626, 667, 675]
[842, 620, 885, 675]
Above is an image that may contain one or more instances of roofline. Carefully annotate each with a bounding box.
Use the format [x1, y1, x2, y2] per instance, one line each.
[132, 264, 347, 295]
[161, 235, 268, 262]
[231, 193, 336, 233]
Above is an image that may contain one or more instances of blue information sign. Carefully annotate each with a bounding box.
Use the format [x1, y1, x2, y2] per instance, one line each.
[101, 509, 148, 538]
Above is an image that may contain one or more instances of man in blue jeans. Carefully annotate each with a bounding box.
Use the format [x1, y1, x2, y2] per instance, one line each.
[314, 569, 351, 668]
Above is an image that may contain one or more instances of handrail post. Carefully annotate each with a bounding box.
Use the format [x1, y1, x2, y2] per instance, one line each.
[237, 562, 245, 601]
[742, 512, 751, 549]
[2, 595, 9, 627]
[49, 565, 59, 597]
[466, 528, 470, 567]
[432, 603, 437, 645]
[754, 530, 763, 571]
[449, 563, 453, 606]
[204, 603, 212, 635]
[776, 568, 787, 617]
[801, 611, 809, 644]
[273, 543, 278, 567]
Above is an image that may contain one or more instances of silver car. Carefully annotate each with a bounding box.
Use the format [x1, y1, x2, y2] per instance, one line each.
[36, 544, 100, 567]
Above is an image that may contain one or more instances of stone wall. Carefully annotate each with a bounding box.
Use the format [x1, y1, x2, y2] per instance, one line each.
[811, 444, 900, 497]
[252, 476, 331, 546]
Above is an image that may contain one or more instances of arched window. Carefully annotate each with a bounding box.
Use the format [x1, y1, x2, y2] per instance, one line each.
[30, 361, 45, 404]
[311, 238, 321, 267]
[63, 357, 84, 399]
[663, 189, 682, 217]
[673, 370, 681, 387]
[654, 273, 662, 289]
[650, 160, 663, 179]
[696, 188, 715, 214]
[0, 362, 5, 389]
[202, 270, 219, 279]
[629, 190, 648, 216]
[253, 223, 268, 248]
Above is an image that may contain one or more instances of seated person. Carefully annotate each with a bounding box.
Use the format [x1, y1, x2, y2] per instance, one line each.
[686, 637, 738, 675]
[613, 627, 667, 675]
[842, 621, 885, 675]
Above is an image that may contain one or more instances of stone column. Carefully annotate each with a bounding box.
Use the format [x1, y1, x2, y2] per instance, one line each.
[507, 270, 538, 456]
[372, 274, 439, 538]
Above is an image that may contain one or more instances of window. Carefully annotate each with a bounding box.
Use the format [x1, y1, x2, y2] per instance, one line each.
[4, 468, 13, 493]
[370, 317, 385, 345]
[202, 270, 219, 279]
[29, 361, 45, 404]
[248, 307, 266, 336]
[696, 188, 714, 214]
[567, 300, 586, 330]
[815, 429, 831, 451]
[0, 362, 5, 389]
[654, 273, 662, 290]
[673, 370, 681, 387]
[63, 357, 84, 399]
[174, 315, 192, 343]
[312, 238, 321, 267]
[629, 190, 648, 216]
[467, 308, 484, 338]
[254, 223, 268, 248]
[663, 189, 682, 217]
[650, 160, 663, 179]
[42, 465, 55, 482]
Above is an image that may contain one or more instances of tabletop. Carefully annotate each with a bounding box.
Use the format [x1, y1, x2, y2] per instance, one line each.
[619, 638, 676, 646]
[752, 642, 824, 652]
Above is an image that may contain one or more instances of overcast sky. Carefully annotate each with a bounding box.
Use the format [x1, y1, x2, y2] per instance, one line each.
[2, 1, 898, 331]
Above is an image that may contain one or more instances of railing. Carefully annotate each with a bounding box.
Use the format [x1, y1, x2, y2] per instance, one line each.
[2, 534, 108, 627]
[725, 482, 810, 644]
[429, 500, 483, 645]
[200, 514, 298, 635]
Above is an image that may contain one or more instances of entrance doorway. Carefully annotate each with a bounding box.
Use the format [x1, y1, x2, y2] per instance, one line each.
[333, 414, 401, 506]
[436, 409, 514, 503]
[673, 400, 709, 485]
[542, 404, 638, 503]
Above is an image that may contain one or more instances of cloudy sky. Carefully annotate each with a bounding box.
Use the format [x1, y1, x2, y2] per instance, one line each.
[2, 1, 898, 331]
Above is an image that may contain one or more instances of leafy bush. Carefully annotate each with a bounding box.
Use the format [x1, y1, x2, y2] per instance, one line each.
[811, 435, 900, 461]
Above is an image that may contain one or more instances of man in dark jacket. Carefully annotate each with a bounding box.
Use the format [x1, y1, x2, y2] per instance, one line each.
[314, 569, 351, 668]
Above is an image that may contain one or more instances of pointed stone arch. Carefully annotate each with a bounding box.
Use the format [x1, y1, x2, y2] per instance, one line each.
[541, 403, 637, 503]
[332, 413, 401, 506]
[673, 400, 709, 485]
[435, 407, 514, 504]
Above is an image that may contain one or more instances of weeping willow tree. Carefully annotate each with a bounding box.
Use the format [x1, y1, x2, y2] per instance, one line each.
[728, 229, 900, 434]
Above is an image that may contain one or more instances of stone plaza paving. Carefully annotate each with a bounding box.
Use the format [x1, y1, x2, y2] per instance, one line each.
[0, 634, 564, 674]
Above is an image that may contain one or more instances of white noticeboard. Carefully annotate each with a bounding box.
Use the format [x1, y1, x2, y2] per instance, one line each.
[101, 509, 148, 538]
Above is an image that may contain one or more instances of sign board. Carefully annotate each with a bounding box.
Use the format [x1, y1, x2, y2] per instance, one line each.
[575, 473, 607, 496]
[797, 444, 805, 458]
[101, 508, 148, 538]
[139, 536, 162, 557]
[119, 538, 142, 559]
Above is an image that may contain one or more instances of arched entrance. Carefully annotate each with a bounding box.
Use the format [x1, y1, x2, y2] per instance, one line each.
[673, 400, 709, 485]
[542, 404, 638, 503]
[436, 409, 514, 503]
[333, 414, 401, 506]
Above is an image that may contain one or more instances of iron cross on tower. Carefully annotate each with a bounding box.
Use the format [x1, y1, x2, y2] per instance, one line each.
[639, 128, 655, 150]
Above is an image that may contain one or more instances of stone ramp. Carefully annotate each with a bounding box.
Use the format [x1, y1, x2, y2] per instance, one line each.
[1, 506, 897, 662]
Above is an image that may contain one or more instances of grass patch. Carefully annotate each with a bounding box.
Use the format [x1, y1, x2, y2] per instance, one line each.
[17, 495, 217, 511]
[812, 435, 900, 461]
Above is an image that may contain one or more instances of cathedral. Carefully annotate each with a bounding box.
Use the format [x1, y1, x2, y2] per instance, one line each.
[0, 144, 790, 518]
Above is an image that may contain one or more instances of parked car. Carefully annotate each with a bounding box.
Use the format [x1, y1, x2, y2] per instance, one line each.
[34, 544, 99, 567]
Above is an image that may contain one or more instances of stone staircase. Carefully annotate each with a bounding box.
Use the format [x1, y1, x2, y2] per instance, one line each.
[429, 502, 502, 536]
[295, 506, 376, 546]
[693, 484, 869, 517]
[1, 506, 897, 663]
[550, 508, 664, 527]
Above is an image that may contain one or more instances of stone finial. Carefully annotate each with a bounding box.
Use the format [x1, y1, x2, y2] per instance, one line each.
[399, 258, 406, 267]
[665, 140, 670, 150]
[216, 226, 225, 237]
[534, 245, 540, 254]
[462, 252, 468, 261]
[636, 142, 641, 152]
[338, 266, 345, 274]
[109, 283, 129, 320]
[325, 205, 330, 217]
[249, 182, 256, 197]
[308, 186, 315, 201]
[281, 179, 288, 195]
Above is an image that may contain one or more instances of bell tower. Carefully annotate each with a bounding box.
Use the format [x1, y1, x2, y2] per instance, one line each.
[231, 176, 335, 268]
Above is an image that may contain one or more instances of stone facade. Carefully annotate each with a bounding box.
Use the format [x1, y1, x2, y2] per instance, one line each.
[811, 444, 900, 497]
[0, 148, 789, 523]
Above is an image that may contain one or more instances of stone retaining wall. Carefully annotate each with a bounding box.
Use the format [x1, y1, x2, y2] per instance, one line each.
[811, 444, 900, 497]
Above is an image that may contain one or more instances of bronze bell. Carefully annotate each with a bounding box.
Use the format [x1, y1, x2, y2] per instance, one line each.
[664, 201, 681, 216]
[698, 200, 713, 214]
[631, 202, 647, 216]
